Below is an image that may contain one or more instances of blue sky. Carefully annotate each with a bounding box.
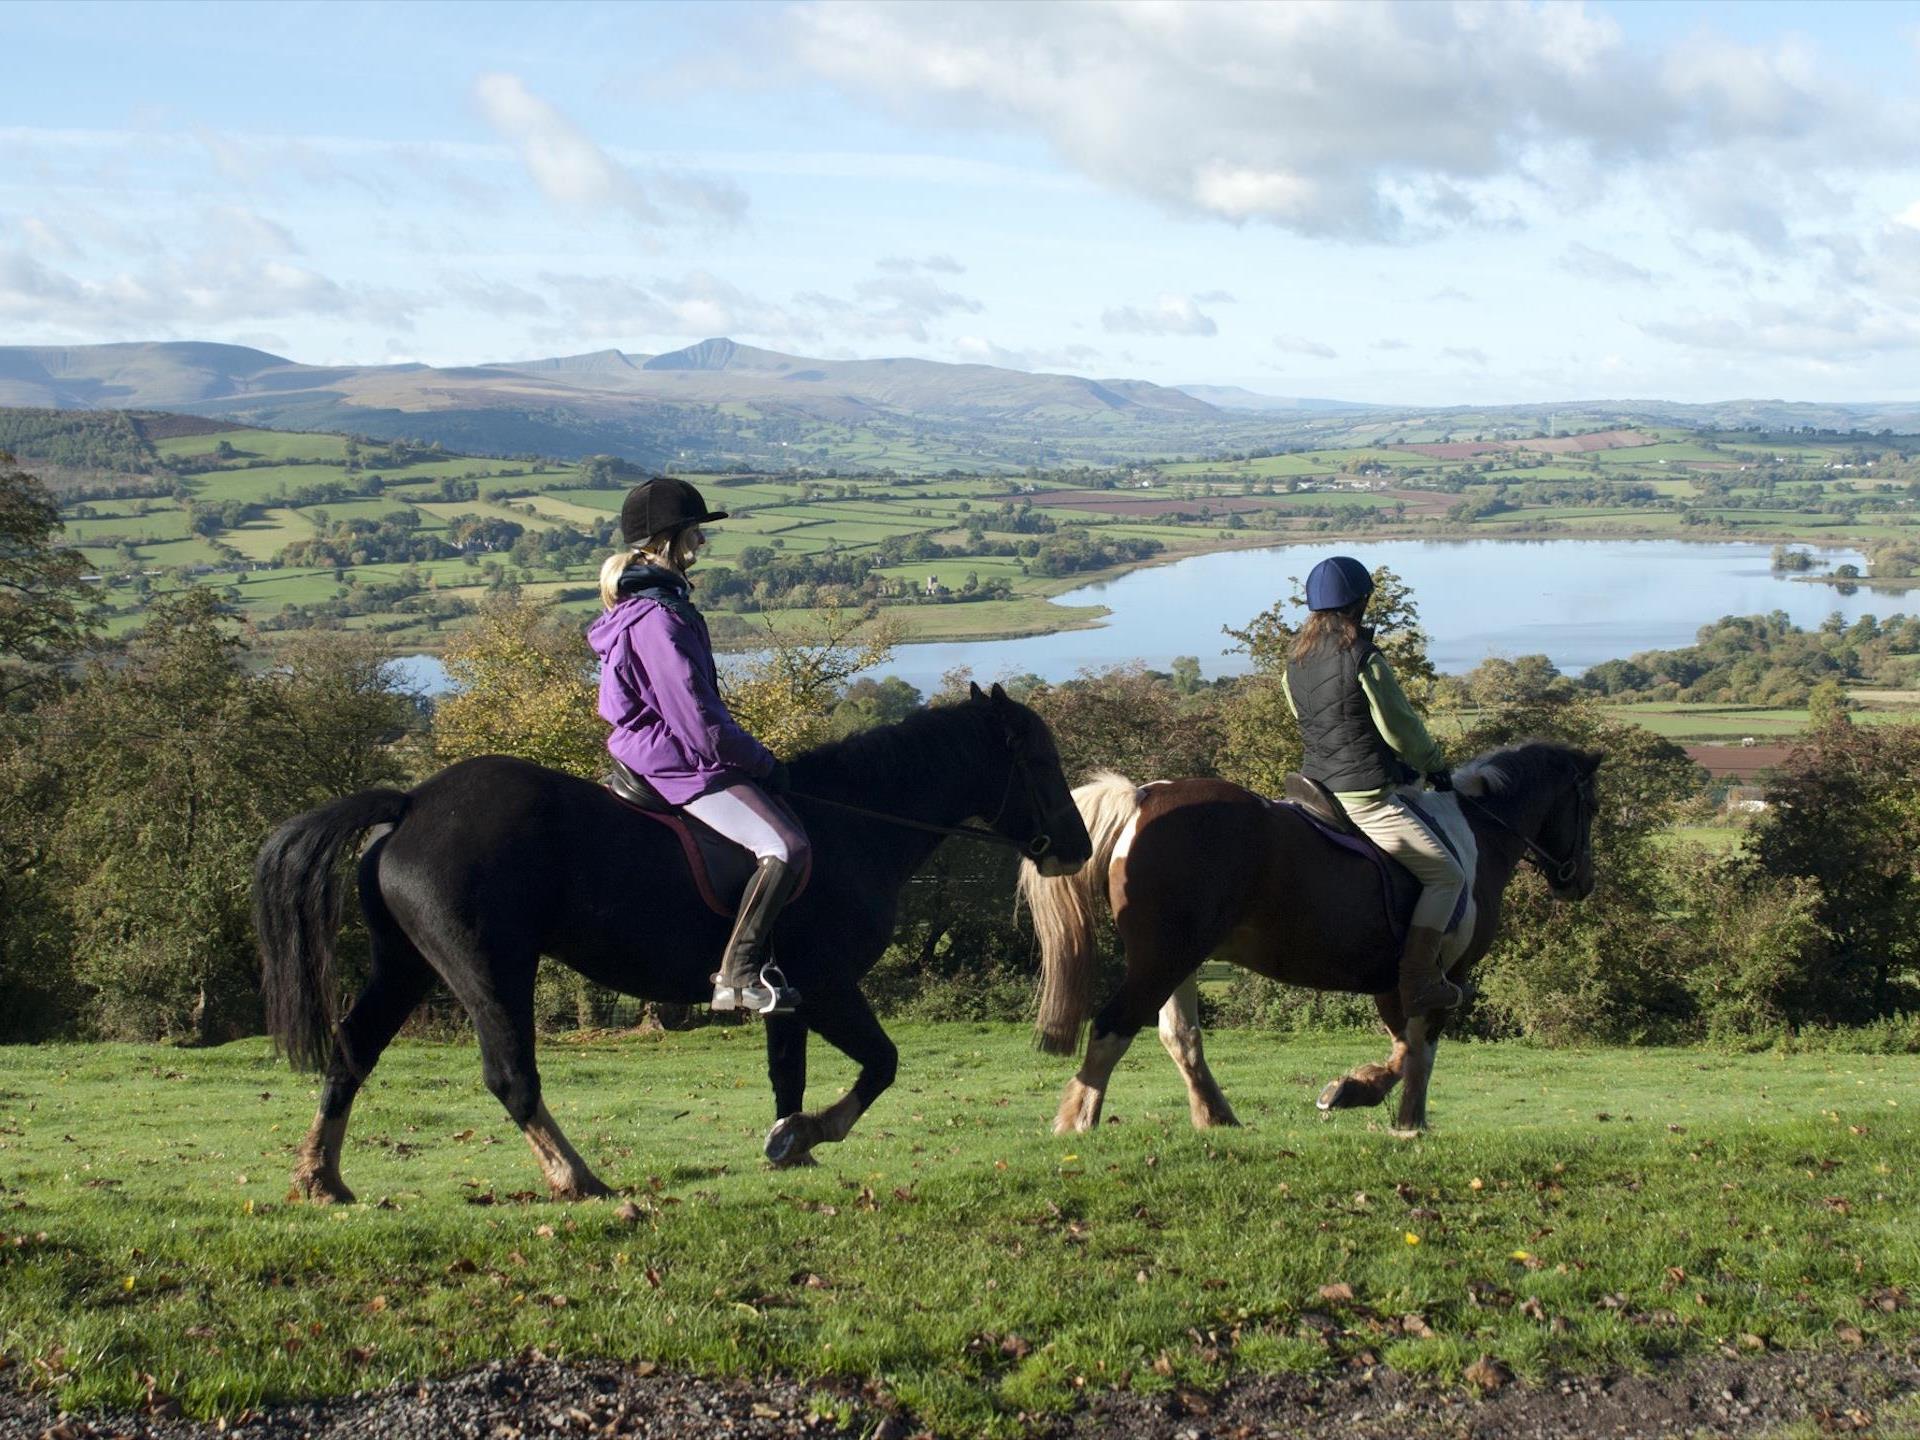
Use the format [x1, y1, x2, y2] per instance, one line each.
[4, 0, 1920, 405]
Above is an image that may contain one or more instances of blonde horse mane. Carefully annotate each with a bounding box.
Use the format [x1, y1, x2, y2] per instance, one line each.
[1019, 771, 1142, 1056]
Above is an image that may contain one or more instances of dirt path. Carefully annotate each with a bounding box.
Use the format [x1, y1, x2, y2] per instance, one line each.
[5, 1347, 1915, 1440]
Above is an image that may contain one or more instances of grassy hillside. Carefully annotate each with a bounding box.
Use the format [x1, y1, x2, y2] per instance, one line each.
[2, 1029, 1915, 1430]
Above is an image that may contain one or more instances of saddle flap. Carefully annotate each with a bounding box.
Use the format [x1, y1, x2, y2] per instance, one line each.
[1283, 772, 1357, 835]
[604, 774, 812, 919]
[607, 760, 672, 812]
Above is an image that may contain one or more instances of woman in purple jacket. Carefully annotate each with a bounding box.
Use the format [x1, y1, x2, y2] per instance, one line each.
[588, 477, 809, 1016]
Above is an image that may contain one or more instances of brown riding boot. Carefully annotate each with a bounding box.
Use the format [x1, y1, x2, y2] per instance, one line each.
[1398, 924, 1463, 1015]
[710, 856, 802, 1016]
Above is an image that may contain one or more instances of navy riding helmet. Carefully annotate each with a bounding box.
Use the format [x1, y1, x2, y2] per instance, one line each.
[1305, 555, 1373, 612]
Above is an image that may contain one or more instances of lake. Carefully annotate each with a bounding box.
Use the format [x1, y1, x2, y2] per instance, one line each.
[392, 539, 1908, 697]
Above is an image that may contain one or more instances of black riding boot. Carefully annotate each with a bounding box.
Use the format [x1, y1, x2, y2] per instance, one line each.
[710, 856, 802, 1016]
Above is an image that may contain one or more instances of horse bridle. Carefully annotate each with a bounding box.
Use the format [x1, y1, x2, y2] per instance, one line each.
[1458, 774, 1594, 889]
[790, 723, 1072, 861]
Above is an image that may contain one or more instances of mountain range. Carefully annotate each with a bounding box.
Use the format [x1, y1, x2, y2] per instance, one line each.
[2, 338, 1916, 470]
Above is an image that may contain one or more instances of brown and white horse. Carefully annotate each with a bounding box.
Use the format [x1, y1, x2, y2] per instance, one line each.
[1017, 742, 1600, 1136]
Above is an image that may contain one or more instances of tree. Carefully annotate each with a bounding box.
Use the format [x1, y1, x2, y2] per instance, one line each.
[1747, 720, 1920, 1022]
[0, 453, 96, 708]
[47, 589, 414, 1041]
[433, 590, 606, 778]
[723, 608, 900, 758]
[1028, 665, 1223, 785]
[1806, 679, 1855, 730]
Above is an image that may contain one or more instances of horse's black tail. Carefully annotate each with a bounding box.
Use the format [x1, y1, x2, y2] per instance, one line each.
[255, 788, 411, 1072]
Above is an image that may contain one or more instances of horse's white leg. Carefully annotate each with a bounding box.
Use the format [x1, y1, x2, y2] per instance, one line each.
[1319, 988, 1418, 1112]
[1390, 1015, 1437, 1135]
[1054, 1028, 1135, 1134]
[520, 1101, 615, 1200]
[1157, 976, 1238, 1129]
[291, 1112, 354, 1204]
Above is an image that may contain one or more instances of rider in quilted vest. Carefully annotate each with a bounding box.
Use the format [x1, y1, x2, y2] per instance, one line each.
[1283, 556, 1464, 1014]
[586, 477, 810, 1016]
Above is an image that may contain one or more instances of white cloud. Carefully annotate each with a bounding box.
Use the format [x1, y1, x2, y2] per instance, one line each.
[0, 248, 411, 331]
[787, 1, 1919, 244]
[876, 253, 966, 274]
[1273, 333, 1337, 360]
[953, 336, 1101, 371]
[1643, 298, 1920, 359]
[523, 266, 982, 347]
[1102, 294, 1219, 337]
[1558, 241, 1656, 286]
[1443, 346, 1491, 366]
[473, 72, 745, 227]
[0, 207, 413, 332]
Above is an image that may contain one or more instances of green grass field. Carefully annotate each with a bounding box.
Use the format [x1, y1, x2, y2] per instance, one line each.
[2, 1029, 1916, 1433]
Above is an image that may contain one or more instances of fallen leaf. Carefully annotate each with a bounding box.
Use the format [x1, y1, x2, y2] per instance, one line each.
[1401, 1313, 1434, 1339]
[1404, 1232, 1421, 1246]
[1464, 1356, 1511, 1393]
[1318, 1283, 1354, 1303]
[1000, 1333, 1032, 1360]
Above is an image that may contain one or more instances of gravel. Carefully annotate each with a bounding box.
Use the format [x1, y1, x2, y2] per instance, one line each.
[3, 1345, 1915, 1440]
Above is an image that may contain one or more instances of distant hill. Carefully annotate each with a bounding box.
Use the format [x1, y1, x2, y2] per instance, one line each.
[5, 339, 1916, 472]
[0, 338, 1226, 472]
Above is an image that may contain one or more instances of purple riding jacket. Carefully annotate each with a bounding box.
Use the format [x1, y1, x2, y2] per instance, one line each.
[587, 566, 775, 805]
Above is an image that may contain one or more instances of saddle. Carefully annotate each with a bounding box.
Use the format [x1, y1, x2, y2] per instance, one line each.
[605, 762, 812, 918]
[1274, 773, 1470, 941]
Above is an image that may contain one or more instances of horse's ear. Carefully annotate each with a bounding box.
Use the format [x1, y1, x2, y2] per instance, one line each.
[968, 681, 988, 704]
[988, 681, 1009, 707]
[1579, 750, 1604, 776]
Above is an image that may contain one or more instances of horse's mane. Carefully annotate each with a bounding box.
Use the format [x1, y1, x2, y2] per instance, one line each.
[1452, 740, 1584, 798]
[792, 700, 990, 796]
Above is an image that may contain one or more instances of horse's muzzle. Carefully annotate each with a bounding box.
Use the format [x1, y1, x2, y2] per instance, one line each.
[1036, 854, 1086, 878]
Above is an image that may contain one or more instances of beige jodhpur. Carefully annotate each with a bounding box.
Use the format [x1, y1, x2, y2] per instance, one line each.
[1343, 786, 1465, 932]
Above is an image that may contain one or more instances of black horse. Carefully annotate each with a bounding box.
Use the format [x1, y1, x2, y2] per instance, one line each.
[255, 683, 1090, 1202]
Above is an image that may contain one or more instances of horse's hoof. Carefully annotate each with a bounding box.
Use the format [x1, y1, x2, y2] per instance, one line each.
[553, 1174, 615, 1201]
[1319, 1078, 1374, 1111]
[1388, 1126, 1426, 1140]
[764, 1117, 809, 1165]
[290, 1169, 355, 1205]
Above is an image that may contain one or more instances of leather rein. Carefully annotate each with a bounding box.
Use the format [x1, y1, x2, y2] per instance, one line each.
[789, 729, 1068, 861]
[1455, 776, 1593, 888]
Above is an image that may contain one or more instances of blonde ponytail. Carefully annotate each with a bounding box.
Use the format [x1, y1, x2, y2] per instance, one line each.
[599, 547, 642, 609]
[598, 526, 705, 609]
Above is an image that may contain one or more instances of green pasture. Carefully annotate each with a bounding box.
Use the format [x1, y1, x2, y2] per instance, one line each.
[1657, 825, 1749, 854]
[60, 507, 194, 543]
[0, 1030, 1915, 1434]
[150, 430, 350, 463]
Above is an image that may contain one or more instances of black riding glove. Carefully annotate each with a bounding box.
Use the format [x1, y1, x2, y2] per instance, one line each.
[1426, 770, 1453, 792]
[762, 761, 792, 795]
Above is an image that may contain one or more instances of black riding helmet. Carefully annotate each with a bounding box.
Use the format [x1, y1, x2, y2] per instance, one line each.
[620, 477, 729, 546]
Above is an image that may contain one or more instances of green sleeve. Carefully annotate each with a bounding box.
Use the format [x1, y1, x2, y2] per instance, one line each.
[1356, 651, 1447, 775]
[1281, 668, 1298, 720]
